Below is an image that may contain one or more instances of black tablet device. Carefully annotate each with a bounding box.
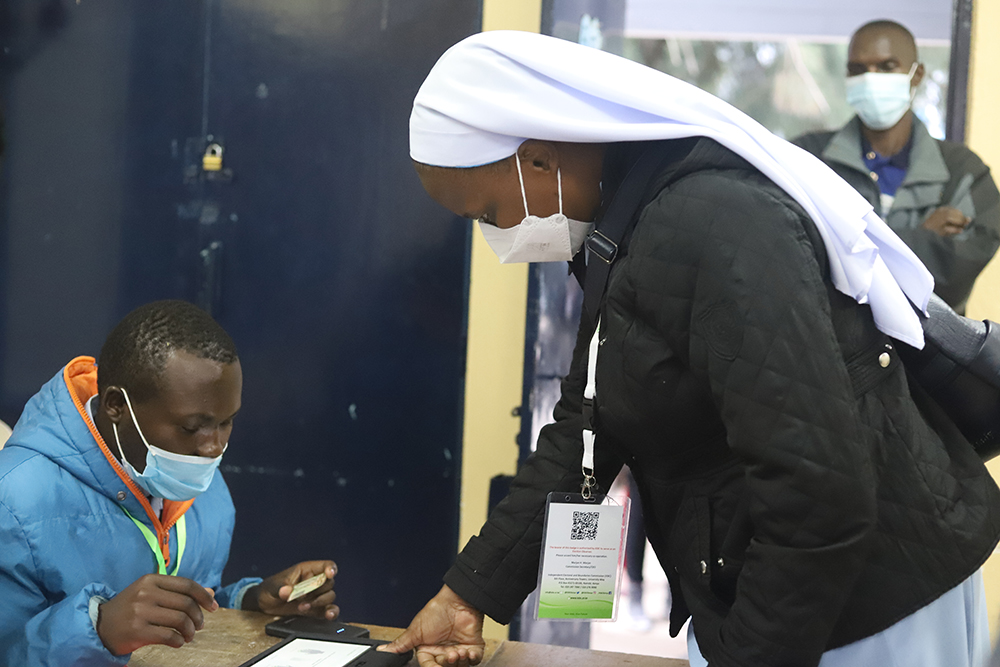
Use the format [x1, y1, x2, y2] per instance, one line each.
[238, 635, 411, 667]
[265, 616, 370, 641]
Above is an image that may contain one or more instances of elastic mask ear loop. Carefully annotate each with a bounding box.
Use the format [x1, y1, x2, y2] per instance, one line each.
[515, 156, 531, 218]
[111, 420, 133, 470]
[907, 62, 919, 103]
[120, 388, 155, 454]
[557, 168, 563, 216]
[515, 157, 564, 218]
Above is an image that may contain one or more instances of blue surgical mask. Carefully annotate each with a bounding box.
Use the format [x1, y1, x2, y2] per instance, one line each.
[846, 63, 919, 131]
[112, 388, 225, 501]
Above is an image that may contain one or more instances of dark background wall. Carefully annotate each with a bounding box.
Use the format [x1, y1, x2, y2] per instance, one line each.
[0, 0, 480, 627]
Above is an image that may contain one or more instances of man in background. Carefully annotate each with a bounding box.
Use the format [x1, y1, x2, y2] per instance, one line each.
[795, 19, 999, 314]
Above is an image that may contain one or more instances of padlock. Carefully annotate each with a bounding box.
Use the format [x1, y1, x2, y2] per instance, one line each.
[202, 144, 223, 172]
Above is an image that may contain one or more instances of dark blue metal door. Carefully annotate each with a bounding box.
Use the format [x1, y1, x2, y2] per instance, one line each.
[0, 0, 479, 626]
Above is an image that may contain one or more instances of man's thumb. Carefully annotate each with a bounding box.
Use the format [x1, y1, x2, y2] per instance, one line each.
[377, 629, 417, 654]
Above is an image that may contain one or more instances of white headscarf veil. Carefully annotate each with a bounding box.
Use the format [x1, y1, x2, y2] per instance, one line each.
[410, 31, 933, 347]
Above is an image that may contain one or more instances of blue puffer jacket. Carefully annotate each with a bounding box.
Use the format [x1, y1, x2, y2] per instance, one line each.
[0, 357, 261, 665]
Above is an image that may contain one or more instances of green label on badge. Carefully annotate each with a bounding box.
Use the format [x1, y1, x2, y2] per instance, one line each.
[537, 594, 614, 619]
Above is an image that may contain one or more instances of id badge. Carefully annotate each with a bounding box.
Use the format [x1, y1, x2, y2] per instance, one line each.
[535, 492, 630, 620]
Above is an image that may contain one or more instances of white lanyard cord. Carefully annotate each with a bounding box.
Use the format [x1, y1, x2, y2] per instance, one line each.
[581, 318, 601, 498]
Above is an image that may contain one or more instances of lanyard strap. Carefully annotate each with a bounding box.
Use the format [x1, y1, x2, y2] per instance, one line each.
[580, 318, 601, 499]
[121, 507, 187, 576]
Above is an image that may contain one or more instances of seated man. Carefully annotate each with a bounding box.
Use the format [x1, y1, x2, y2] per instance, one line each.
[0, 300, 338, 665]
[794, 19, 1000, 314]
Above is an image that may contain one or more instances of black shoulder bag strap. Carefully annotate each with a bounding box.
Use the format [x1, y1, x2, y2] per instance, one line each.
[582, 139, 703, 328]
[576, 142, 696, 491]
[576, 146, 668, 495]
[582, 147, 672, 329]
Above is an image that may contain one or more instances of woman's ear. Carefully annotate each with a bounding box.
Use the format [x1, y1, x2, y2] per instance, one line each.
[101, 387, 127, 424]
[517, 140, 559, 174]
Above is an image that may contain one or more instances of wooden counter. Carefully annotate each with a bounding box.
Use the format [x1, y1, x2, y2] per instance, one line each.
[129, 608, 688, 666]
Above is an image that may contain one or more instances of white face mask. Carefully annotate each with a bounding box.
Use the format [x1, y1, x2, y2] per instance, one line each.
[846, 62, 919, 131]
[478, 158, 594, 264]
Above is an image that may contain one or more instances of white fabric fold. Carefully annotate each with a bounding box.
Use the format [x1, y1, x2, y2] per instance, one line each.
[410, 30, 934, 347]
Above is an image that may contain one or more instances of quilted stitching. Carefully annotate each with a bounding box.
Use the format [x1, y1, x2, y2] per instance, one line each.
[444, 140, 1000, 667]
[599, 147, 1000, 666]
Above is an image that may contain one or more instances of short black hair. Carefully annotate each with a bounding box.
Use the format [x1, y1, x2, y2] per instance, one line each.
[98, 300, 238, 402]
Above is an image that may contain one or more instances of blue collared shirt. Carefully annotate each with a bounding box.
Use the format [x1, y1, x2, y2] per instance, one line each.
[862, 134, 913, 197]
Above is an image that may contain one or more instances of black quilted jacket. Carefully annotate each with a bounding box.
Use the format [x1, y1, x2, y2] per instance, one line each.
[444, 139, 1000, 667]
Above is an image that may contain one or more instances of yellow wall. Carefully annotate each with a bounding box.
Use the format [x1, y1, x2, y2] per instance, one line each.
[458, 0, 542, 642]
[966, 0, 1000, 324]
[964, 0, 1000, 643]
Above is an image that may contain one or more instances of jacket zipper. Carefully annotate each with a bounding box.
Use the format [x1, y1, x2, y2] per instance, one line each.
[66, 371, 175, 566]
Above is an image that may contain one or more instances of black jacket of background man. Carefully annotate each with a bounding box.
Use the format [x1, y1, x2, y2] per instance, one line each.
[443, 138, 1000, 667]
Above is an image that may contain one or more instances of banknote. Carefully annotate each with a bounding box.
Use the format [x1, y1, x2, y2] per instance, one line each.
[287, 572, 327, 602]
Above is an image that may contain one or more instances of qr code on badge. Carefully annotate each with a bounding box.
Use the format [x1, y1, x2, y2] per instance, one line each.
[571, 511, 600, 540]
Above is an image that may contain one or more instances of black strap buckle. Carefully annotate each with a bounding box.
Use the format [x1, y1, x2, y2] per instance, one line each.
[581, 396, 595, 430]
[587, 231, 618, 264]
